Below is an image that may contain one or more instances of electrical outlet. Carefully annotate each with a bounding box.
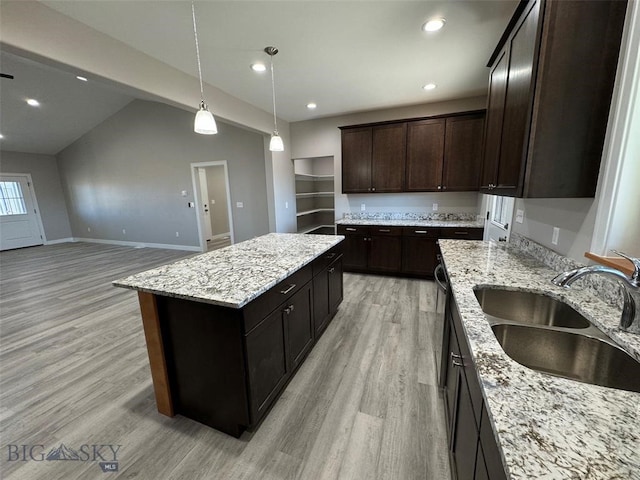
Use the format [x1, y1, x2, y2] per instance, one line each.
[432, 203, 439, 211]
[181, 190, 188, 197]
[175, 232, 180, 237]
[285, 201, 289, 209]
[122, 229, 126, 235]
[188, 202, 195, 208]
[210, 199, 215, 205]
[552, 227, 560, 245]
[516, 209, 524, 224]
[361, 203, 366, 212]
[87, 227, 91, 232]
[236, 202, 244, 208]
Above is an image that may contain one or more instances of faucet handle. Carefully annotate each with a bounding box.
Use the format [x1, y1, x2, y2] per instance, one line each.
[611, 250, 640, 281]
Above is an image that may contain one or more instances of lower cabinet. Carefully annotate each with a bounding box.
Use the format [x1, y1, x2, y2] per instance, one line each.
[157, 242, 344, 438]
[338, 224, 483, 277]
[441, 288, 507, 480]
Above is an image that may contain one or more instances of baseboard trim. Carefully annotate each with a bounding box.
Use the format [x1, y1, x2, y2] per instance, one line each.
[71, 237, 200, 252]
[209, 232, 231, 241]
[44, 237, 75, 245]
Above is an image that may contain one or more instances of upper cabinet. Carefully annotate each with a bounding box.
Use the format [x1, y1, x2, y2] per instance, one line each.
[341, 111, 485, 194]
[480, 0, 627, 198]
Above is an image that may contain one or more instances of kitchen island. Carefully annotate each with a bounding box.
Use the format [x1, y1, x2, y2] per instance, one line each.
[114, 233, 344, 437]
[439, 239, 640, 479]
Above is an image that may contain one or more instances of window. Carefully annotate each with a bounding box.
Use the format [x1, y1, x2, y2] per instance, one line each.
[0, 181, 28, 216]
[491, 195, 510, 228]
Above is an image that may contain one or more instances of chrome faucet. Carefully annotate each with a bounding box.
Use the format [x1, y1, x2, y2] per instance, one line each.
[551, 251, 640, 332]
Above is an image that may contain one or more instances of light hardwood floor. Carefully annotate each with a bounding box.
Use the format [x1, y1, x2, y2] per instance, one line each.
[0, 242, 451, 480]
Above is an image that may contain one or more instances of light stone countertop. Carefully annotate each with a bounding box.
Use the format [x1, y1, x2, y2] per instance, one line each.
[439, 239, 640, 479]
[336, 218, 485, 228]
[113, 233, 343, 308]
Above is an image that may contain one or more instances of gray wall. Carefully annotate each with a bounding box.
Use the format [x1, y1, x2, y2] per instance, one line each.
[0, 150, 72, 241]
[290, 96, 487, 219]
[56, 100, 269, 247]
[204, 165, 230, 236]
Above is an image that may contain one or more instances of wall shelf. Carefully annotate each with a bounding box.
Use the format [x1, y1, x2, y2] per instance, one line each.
[296, 208, 335, 217]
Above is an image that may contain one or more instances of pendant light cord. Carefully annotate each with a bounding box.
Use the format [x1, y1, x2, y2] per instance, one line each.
[192, 1, 205, 102]
[270, 57, 278, 133]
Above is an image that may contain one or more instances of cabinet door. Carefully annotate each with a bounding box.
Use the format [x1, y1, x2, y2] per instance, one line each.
[342, 127, 372, 193]
[401, 236, 438, 277]
[452, 375, 479, 480]
[497, 0, 540, 195]
[342, 234, 369, 270]
[479, 406, 507, 480]
[368, 235, 402, 273]
[443, 114, 485, 191]
[481, 48, 509, 191]
[406, 119, 445, 191]
[371, 123, 407, 192]
[313, 270, 330, 336]
[245, 308, 289, 423]
[328, 256, 344, 313]
[285, 283, 314, 371]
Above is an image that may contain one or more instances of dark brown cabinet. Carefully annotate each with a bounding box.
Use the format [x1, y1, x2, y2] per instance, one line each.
[440, 283, 507, 480]
[339, 226, 369, 270]
[285, 283, 314, 371]
[342, 111, 484, 194]
[313, 251, 344, 337]
[401, 227, 439, 276]
[341, 123, 406, 193]
[368, 228, 402, 272]
[481, 0, 627, 198]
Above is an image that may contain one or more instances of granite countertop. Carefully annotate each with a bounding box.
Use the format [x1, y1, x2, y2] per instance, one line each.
[336, 218, 485, 228]
[439, 240, 640, 479]
[113, 233, 343, 308]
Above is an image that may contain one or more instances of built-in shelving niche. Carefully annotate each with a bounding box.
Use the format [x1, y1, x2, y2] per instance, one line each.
[294, 157, 335, 235]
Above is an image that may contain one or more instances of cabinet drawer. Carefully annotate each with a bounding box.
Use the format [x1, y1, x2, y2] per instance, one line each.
[311, 243, 344, 276]
[243, 264, 312, 334]
[402, 227, 440, 238]
[440, 228, 484, 240]
[370, 226, 402, 236]
[337, 225, 370, 236]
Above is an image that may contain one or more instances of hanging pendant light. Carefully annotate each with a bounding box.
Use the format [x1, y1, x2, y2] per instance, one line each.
[191, 1, 217, 135]
[265, 46, 284, 151]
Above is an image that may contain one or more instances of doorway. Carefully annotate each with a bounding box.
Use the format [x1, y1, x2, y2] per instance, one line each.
[0, 173, 45, 250]
[191, 161, 233, 252]
[484, 194, 515, 243]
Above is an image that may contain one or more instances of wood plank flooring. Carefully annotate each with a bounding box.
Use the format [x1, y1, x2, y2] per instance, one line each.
[0, 242, 451, 480]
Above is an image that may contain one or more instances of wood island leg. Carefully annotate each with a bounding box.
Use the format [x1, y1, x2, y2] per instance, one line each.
[137, 291, 174, 417]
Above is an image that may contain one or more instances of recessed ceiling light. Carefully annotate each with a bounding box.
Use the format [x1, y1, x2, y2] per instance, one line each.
[76, 75, 88, 82]
[0, 133, 4, 139]
[422, 83, 437, 91]
[26, 98, 40, 107]
[422, 18, 446, 32]
[251, 63, 266, 72]
[306, 103, 317, 110]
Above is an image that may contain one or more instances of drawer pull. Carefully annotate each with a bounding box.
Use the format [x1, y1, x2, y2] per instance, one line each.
[345, 227, 357, 232]
[451, 352, 462, 360]
[328, 267, 335, 274]
[284, 304, 295, 315]
[326, 253, 336, 259]
[280, 284, 297, 295]
[414, 230, 428, 234]
[379, 229, 391, 233]
[453, 360, 464, 367]
[454, 231, 469, 235]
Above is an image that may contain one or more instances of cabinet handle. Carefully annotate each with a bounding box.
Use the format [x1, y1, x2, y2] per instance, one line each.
[279, 284, 297, 295]
[453, 360, 464, 367]
[328, 267, 335, 274]
[345, 227, 357, 232]
[414, 230, 428, 234]
[443, 185, 447, 190]
[379, 229, 391, 233]
[284, 304, 295, 315]
[451, 352, 462, 360]
[326, 252, 336, 259]
[372, 187, 376, 192]
[368, 188, 372, 192]
[454, 231, 469, 235]
[437, 185, 442, 190]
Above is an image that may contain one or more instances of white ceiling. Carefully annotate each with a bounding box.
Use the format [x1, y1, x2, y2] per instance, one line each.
[1, 0, 518, 155]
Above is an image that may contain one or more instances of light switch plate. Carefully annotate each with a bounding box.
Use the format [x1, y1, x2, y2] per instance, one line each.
[432, 203, 438, 211]
[236, 202, 244, 208]
[552, 227, 560, 245]
[515, 209, 524, 224]
[181, 190, 188, 197]
[361, 203, 366, 211]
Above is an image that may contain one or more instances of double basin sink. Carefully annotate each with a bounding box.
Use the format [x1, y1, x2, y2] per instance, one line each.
[474, 288, 640, 393]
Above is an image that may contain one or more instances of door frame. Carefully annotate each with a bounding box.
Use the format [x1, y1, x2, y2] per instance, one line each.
[190, 161, 234, 252]
[0, 172, 46, 247]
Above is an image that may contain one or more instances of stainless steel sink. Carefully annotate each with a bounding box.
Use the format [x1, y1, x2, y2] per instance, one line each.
[474, 287, 590, 328]
[492, 323, 640, 393]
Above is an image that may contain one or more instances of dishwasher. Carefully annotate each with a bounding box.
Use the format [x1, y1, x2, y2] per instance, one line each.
[433, 257, 449, 375]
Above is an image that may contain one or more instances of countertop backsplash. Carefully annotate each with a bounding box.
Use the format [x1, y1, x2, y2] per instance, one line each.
[342, 212, 479, 221]
[508, 232, 635, 332]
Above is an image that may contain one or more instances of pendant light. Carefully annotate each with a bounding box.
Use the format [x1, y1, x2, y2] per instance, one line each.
[191, 1, 217, 135]
[265, 46, 284, 151]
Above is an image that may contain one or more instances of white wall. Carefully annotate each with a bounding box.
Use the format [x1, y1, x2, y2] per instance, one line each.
[1, 1, 296, 235]
[0, 151, 72, 241]
[290, 96, 487, 219]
